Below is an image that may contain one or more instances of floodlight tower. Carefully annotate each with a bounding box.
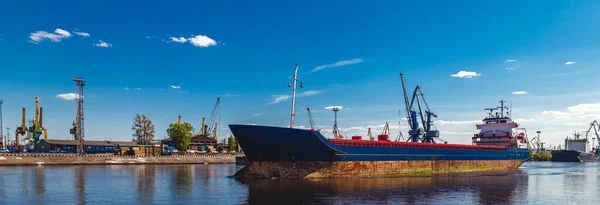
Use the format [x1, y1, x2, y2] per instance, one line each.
[332, 107, 341, 139]
[72, 76, 86, 154]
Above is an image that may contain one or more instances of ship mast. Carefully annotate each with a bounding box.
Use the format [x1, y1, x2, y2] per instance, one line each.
[290, 65, 299, 128]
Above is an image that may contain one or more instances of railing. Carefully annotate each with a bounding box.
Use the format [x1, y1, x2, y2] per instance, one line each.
[328, 139, 506, 150]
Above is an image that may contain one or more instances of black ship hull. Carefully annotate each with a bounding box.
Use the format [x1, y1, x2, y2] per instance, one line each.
[551, 150, 599, 162]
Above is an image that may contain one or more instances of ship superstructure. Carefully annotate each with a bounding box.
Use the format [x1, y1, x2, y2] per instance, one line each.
[472, 100, 528, 149]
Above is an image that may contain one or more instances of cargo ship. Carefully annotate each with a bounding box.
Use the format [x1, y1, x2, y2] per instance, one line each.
[551, 131, 600, 162]
[230, 67, 530, 178]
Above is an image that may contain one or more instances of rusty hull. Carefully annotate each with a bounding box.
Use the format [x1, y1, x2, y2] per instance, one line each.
[235, 160, 525, 178]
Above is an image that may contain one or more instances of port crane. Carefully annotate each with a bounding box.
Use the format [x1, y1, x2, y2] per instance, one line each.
[202, 97, 221, 141]
[15, 108, 27, 148]
[395, 126, 405, 142]
[585, 120, 600, 141]
[306, 107, 320, 131]
[381, 122, 390, 137]
[29, 97, 47, 145]
[14, 97, 47, 150]
[400, 72, 440, 143]
[528, 131, 544, 151]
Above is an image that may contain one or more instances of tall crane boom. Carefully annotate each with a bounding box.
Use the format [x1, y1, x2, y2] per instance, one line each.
[205, 97, 221, 140]
[586, 120, 600, 141]
[399, 72, 440, 143]
[307, 108, 316, 130]
[400, 73, 414, 130]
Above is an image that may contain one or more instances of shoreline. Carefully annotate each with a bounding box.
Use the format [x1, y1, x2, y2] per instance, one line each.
[0, 153, 244, 166]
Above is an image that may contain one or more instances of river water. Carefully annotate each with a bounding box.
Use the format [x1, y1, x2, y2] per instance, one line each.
[0, 162, 598, 205]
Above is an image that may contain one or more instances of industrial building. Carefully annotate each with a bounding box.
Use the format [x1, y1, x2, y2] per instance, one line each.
[161, 135, 218, 152]
[34, 139, 136, 153]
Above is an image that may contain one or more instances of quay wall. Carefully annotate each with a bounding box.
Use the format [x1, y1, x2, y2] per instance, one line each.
[0, 153, 243, 166]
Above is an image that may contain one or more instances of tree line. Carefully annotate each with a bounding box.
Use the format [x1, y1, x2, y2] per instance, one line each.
[131, 113, 237, 151]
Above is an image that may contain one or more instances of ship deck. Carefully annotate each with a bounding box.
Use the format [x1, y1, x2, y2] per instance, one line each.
[328, 139, 506, 150]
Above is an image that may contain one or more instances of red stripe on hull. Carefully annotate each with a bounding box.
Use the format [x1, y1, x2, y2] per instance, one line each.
[328, 139, 506, 150]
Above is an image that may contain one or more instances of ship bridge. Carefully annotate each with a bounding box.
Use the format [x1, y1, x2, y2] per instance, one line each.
[472, 101, 528, 148]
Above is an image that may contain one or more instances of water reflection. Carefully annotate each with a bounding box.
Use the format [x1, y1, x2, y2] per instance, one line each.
[33, 167, 46, 196]
[75, 166, 86, 205]
[0, 163, 598, 204]
[239, 171, 526, 205]
[135, 165, 156, 204]
[171, 165, 194, 197]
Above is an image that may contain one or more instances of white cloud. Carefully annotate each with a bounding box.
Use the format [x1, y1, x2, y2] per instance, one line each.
[541, 110, 572, 119]
[221, 94, 240, 97]
[170, 85, 181, 89]
[54, 29, 71, 37]
[450, 71, 481, 78]
[29, 28, 72, 43]
[564, 61, 576, 65]
[168, 35, 217, 47]
[253, 112, 264, 117]
[56, 93, 81, 100]
[312, 58, 364, 72]
[541, 103, 600, 122]
[189, 35, 216, 47]
[268, 90, 324, 104]
[269, 95, 291, 105]
[512, 91, 527, 95]
[74, 31, 90, 37]
[567, 103, 600, 113]
[565, 122, 587, 127]
[298, 90, 323, 97]
[325, 106, 343, 110]
[170, 37, 188, 43]
[505, 59, 516, 63]
[514, 118, 536, 123]
[435, 120, 480, 125]
[93, 40, 112, 47]
[506, 67, 516, 70]
[124, 87, 129, 90]
[136, 88, 142, 91]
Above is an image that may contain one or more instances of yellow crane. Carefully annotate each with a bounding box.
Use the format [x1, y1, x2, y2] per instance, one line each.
[15, 107, 27, 146]
[29, 96, 47, 144]
[15, 97, 48, 148]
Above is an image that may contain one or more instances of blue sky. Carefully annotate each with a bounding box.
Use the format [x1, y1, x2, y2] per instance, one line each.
[2, 1, 600, 147]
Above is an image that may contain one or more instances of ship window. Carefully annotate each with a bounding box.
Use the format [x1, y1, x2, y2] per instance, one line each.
[500, 120, 506, 123]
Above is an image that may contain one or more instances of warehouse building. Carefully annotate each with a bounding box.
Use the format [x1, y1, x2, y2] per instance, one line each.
[161, 135, 218, 152]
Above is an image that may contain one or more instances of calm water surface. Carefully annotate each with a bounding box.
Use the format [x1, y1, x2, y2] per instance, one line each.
[0, 162, 598, 205]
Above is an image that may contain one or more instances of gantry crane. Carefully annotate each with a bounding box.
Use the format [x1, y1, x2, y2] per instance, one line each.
[400, 72, 440, 143]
